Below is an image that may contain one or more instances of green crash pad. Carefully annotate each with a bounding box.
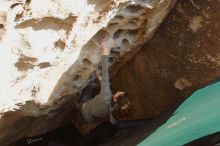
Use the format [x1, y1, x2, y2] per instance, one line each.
[138, 81, 220, 146]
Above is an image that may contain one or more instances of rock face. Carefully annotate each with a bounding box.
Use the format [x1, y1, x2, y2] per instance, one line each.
[0, 11, 6, 40]
[0, 0, 176, 145]
[112, 0, 220, 120]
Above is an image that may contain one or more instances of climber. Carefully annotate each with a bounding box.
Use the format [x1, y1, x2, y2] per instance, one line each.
[80, 35, 131, 124]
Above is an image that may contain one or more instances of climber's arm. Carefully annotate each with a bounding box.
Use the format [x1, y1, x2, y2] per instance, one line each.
[100, 40, 112, 102]
[81, 37, 114, 122]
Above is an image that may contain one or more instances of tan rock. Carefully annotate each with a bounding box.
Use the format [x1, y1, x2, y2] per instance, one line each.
[0, 0, 176, 145]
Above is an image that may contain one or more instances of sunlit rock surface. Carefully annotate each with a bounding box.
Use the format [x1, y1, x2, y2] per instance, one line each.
[0, 0, 176, 145]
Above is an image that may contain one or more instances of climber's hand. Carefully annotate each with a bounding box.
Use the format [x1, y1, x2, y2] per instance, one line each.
[113, 91, 126, 102]
[101, 39, 110, 55]
[96, 69, 102, 82]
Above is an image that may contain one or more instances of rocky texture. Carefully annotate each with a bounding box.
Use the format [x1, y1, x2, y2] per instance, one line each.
[0, 0, 176, 145]
[112, 0, 220, 121]
[0, 11, 6, 41]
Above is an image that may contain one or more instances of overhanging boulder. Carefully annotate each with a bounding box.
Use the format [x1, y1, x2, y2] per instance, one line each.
[0, 0, 176, 145]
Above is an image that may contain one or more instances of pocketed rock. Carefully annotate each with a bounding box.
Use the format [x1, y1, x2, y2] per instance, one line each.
[0, 0, 176, 145]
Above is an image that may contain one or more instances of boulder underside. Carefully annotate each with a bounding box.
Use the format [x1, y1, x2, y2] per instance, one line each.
[102, 0, 220, 145]
[112, 0, 220, 121]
